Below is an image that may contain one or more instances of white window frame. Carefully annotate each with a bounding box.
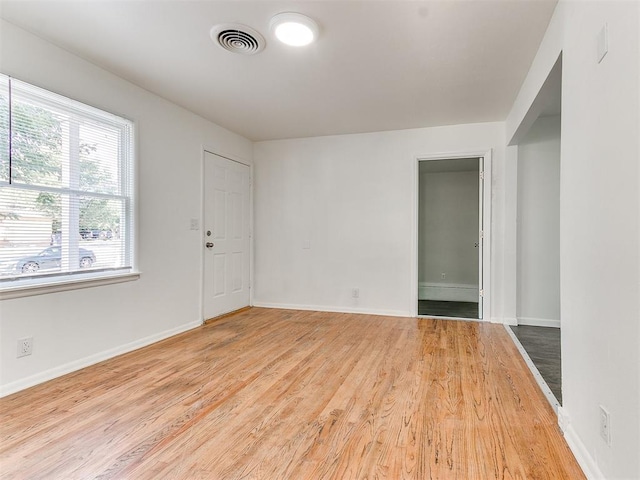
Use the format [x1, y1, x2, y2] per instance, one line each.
[0, 75, 139, 300]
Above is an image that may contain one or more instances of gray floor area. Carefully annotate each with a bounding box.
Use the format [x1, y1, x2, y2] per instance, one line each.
[510, 325, 562, 404]
[418, 300, 479, 319]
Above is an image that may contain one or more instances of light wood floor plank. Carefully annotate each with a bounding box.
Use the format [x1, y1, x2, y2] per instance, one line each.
[0, 308, 584, 479]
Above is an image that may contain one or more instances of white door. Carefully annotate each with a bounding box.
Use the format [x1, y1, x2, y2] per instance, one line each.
[203, 152, 250, 320]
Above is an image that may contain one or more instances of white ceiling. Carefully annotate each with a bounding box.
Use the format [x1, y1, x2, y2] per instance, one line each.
[0, 0, 557, 142]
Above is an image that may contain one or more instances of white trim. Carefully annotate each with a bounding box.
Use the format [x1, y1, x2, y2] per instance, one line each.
[503, 324, 560, 412]
[557, 405, 570, 432]
[202, 144, 251, 167]
[249, 163, 255, 308]
[2, 181, 130, 201]
[418, 282, 478, 302]
[199, 148, 206, 325]
[412, 150, 492, 321]
[517, 316, 561, 328]
[561, 423, 604, 480]
[498, 316, 518, 326]
[0, 319, 201, 398]
[131, 120, 140, 272]
[481, 152, 492, 322]
[410, 157, 419, 316]
[0, 271, 140, 300]
[252, 302, 411, 318]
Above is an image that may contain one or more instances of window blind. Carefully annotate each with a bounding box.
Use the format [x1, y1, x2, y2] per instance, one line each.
[0, 75, 135, 284]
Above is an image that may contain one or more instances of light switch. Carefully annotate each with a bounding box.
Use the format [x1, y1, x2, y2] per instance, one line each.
[190, 218, 200, 231]
[303, 239, 311, 249]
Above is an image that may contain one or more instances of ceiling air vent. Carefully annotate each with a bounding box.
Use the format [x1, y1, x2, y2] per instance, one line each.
[210, 24, 265, 55]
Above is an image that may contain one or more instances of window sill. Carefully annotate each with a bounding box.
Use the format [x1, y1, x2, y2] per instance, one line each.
[0, 271, 141, 300]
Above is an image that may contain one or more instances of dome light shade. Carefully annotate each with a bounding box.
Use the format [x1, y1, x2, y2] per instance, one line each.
[270, 13, 319, 47]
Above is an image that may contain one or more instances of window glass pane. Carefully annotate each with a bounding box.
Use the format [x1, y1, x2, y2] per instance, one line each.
[0, 75, 8, 183]
[77, 195, 129, 269]
[0, 187, 60, 277]
[79, 122, 120, 195]
[0, 187, 130, 279]
[10, 92, 65, 188]
[10, 80, 132, 193]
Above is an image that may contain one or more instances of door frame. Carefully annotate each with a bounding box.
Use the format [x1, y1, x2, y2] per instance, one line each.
[199, 146, 253, 324]
[411, 149, 492, 321]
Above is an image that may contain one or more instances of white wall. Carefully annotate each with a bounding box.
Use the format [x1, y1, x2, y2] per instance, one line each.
[253, 123, 504, 317]
[506, 2, 640, 478]
[0, 20, 253, 395]
[418, 170, 479, 301]
[517, 115, 560, 326]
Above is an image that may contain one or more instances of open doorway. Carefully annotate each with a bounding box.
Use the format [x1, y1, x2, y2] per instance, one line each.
[508, 55, 562, 407]
[417, 157, 483, 320]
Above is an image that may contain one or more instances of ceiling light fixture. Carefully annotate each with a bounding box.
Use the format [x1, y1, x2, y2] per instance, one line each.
[270, 13, 319, 47]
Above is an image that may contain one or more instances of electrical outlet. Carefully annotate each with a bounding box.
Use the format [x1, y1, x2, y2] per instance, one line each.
[352, 288, 359, 298]
[17, 337, 33, 358]
[441, 273, 446, 280]
[599, 405, 611, 446]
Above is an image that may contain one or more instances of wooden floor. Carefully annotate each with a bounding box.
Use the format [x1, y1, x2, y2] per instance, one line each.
[0, 308, 584, 479]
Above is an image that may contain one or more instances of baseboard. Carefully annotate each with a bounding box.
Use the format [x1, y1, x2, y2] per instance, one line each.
[508, 325, 600, 480]
[517, 317, 561, 328]
[418, 282, 478, 302]
[205, 306, 251, 324]
[490, 317, 517, 325]
[252, 301, 411, 318]
[561, 422, 605, 480]
[503, 324, 560, 412]
[0, 320, 202, 398]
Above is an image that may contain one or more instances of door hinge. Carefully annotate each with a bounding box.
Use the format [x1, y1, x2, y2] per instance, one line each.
[479, 289, 484, 297]
[480, 230, 484, 239]
[479, 170, 484, 180]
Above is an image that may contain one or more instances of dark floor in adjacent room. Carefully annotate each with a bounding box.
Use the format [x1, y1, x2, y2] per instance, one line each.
[418, 300, 479, 319]
[510, 325, 562, 404]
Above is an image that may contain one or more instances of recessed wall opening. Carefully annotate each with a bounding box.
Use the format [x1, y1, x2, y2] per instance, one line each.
[509, 54, 563, 407]
[417, 157, 483, 320]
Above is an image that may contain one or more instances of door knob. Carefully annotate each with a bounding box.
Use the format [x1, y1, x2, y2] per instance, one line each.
[206, 242, 214, 248]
